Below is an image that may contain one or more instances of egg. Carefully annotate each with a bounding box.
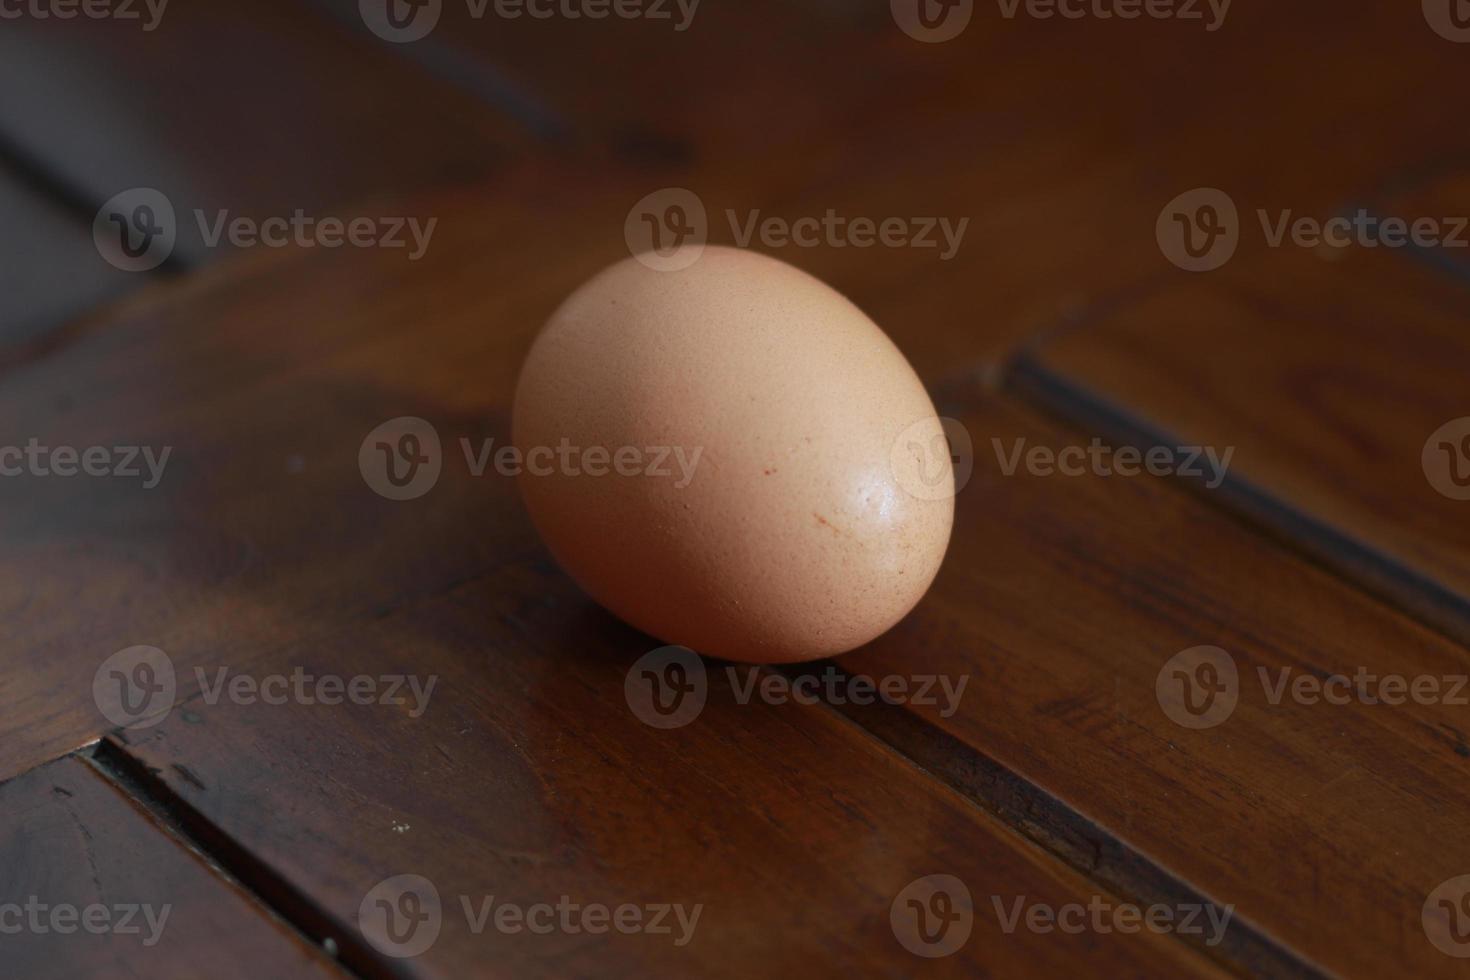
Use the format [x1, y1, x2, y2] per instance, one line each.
[512, 246, 954, 664]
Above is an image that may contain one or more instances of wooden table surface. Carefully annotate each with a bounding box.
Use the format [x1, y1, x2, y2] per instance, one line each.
[2, 1, 1468, 976]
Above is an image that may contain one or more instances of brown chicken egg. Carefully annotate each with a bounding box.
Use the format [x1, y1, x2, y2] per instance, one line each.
[513, 246, 954, 664]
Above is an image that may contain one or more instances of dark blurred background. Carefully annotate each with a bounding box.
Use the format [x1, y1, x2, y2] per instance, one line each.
[4, 0, 1463, 362]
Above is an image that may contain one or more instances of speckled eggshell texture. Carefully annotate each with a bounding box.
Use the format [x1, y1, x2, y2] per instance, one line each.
[512, 246, 954, 664]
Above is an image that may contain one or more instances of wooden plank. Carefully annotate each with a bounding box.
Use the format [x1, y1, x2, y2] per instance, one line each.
[366, 0, 1470, 382]
[99, 566, 1226, 979]
[812, 0, 1470, 379]
[345, 0, 876, 159]
[0, 171, 1456, 973]
[1014, 237, 1470, 643]
[0, 755, 341, 978]
[1378, 166, 1470, 279]
[0, 172, 633, 780]
[0, 0, 1431, 367]
[0, 164, 1077, 779]
[815, 389, 1470, 978]
[0, 168, 132, 345]
[0, 0, 523, 266]
[0, 163, 987, 771]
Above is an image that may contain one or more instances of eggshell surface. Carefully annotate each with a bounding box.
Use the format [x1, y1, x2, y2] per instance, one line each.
[513, 247, 954, 664]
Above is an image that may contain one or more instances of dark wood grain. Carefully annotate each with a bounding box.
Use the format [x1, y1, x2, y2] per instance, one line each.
[1, 7, 1465, 976]
[1015, 236, 1470, 646]
[99, 562, 1227, 979]
[376, 0, 1470, 383]
[0, 162, 1103, 780]
[828, 388, 1470, 978]
[0, 0, 521, 266]
[0, 755, 341, 978]
[3, 165, 1462, 976]
[1378, 166, 1470, 280]
[0, 168, 132, 345]
[0, 174, 615, 780]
